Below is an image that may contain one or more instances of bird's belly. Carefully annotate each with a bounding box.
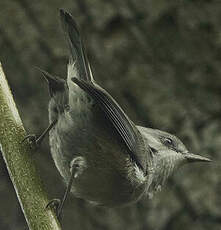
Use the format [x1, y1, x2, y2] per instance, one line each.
[50, 129, 145, 206]
[71, 164, 146, 207]
[49, 105, 146, 206]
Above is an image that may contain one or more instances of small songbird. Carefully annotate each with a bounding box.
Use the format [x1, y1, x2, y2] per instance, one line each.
[25, 9, 211, 218]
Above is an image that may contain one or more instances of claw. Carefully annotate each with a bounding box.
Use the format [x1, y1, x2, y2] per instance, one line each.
[21, 120, 57, 149]
[21, 134, 40, 149]
[46, 198, 62, 220]
[46, 198, 61, 210]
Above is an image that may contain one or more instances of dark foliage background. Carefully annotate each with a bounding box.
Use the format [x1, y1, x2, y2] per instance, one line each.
[0, 0, 221, 229]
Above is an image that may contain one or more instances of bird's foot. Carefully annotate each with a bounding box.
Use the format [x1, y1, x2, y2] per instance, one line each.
[21, 134, 41, 150]
[21, 121, 57, 149]
[46, 198, 62, 220]
[70, 156, 87, 178]
[46, 157, 87, 222]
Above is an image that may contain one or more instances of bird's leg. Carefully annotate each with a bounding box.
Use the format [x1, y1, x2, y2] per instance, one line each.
[46, 156, 87, 220]
[22, 119, 57, 148]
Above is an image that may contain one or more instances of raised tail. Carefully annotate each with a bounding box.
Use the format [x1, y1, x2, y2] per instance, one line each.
[60, 9, 93, 83]
[36, 67, 66, 97]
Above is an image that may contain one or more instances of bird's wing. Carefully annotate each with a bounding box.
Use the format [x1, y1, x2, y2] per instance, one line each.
[72, 77, 147, 172]
[60, 9, 93, 82]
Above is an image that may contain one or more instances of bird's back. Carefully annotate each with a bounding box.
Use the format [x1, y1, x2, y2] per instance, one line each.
[47, 10, 148, 207]
[48, 86, 147, 206]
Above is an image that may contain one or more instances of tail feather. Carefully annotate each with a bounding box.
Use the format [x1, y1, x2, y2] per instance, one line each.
[60, 9, 93, 82]
[36, 67, 65, 97]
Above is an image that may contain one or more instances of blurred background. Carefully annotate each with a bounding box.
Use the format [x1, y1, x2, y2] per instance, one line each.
[0, 0, 221, 229]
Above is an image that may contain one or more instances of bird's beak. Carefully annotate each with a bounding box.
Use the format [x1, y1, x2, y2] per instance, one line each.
[184, 152, 211, 163]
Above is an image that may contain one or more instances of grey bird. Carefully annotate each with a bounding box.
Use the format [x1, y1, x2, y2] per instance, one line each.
[25, 9, 211, 218]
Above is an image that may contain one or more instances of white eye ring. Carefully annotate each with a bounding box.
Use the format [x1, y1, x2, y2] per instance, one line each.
[164, 137, 173, 145]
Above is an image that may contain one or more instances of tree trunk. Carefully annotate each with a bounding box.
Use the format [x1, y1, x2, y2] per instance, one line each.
[0, 63, 61, 230]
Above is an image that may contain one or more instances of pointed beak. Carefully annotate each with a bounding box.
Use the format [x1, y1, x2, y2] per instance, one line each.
[184, 152, 211, 163]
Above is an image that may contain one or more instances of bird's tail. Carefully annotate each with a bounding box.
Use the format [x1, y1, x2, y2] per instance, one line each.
[35, 67, 65, 97]
[60, 9, 94, 83]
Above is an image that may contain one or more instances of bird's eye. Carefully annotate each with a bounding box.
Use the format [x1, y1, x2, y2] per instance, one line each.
[164, 137, 173, 146]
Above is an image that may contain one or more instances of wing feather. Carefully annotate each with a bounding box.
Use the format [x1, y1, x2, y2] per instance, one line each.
[72, 77, 146, 172]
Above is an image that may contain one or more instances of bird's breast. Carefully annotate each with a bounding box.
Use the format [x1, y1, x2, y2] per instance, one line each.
[48, 93, 147, 206]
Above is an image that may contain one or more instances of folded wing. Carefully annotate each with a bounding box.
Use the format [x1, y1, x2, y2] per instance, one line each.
[72, 78, 147, 173]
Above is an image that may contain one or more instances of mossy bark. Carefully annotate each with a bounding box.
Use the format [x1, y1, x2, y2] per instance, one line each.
[0, 63, 61, 230]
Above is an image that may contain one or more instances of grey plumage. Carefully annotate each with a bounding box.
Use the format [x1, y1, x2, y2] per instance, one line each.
[42, 10, 211, 209]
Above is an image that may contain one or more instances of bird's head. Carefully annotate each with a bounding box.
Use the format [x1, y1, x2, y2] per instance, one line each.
[137, 126, 211, 197]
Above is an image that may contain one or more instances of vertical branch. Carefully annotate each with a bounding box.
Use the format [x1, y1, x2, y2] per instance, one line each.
[0, 63, 61, 230]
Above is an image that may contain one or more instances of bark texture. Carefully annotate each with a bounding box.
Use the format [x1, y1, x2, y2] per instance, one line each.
[0, 64, 61, 230]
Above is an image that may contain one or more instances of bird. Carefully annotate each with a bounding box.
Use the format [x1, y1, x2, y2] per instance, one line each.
[24, 9, 211, 219]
